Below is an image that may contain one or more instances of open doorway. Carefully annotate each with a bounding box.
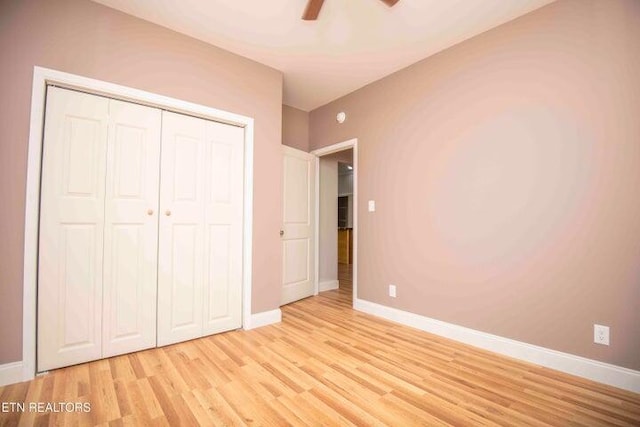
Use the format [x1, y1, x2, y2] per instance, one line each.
[312, 139, 357, 305]
[337, 159, 354, 296]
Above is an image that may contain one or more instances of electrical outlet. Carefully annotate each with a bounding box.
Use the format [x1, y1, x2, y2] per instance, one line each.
[368, 200, 376, 212]
[389, 284, 396, 298]
[594, 324, 610, 346]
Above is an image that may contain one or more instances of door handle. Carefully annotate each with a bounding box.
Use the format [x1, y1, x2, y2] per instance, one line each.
[280, 230, 284, 236]
[165, 210, 172, 216]
[147, 209, 154, 216]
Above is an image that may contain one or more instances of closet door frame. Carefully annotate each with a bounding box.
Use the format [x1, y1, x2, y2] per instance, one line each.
[22, 67, 255, 380]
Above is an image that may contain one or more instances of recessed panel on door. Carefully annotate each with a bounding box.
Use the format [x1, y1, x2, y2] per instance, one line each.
[102, 99, 161, 358]
[284, 155, 311, 224]
[59, 225, 99, 347]
[38, 87, 109, 371]
[170, 224, 199, 328]
[283, 238, 310, 284]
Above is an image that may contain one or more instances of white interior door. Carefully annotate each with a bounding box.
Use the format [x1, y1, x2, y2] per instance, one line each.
[202, 121, 244, 336]
[38, 87, 109, 371]
[158, 112, 206, 346]
[157, 112, 244, 346]
[281, 146, 315, 305]
[102, 100, 161, 358]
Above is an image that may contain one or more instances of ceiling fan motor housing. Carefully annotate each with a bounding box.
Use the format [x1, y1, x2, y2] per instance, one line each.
[302, 0, 399, 21]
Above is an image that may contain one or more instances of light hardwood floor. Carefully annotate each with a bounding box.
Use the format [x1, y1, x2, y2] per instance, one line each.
[1, 284, 639, 426]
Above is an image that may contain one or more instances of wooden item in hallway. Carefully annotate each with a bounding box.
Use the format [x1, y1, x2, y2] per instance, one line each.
[338, 228, 352, 264]
[338, 263, 353, 293]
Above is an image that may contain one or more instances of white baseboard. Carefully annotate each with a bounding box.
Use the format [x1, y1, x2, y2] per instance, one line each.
[0, 361, 24, 387]
[244, 309, 282, 330]
[354, 298, 640, 393]
[319, 280, 339, 292]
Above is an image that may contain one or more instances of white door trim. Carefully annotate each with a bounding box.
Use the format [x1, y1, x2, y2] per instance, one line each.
[0, 361, 24, 387]
[311, 138, 358, 305]
[23, 66, 254, 382]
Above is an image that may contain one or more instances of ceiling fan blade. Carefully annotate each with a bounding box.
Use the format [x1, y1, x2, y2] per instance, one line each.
[302, 0, 325, 20]
[379, 0, 399, 6]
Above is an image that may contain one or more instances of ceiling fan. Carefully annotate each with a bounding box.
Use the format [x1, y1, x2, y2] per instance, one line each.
[302, 0, 400, 21]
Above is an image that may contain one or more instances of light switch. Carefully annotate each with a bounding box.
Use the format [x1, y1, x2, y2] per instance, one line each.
[368, 200, 376, 212]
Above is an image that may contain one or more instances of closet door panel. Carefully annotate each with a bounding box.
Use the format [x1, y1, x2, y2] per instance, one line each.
[157, 112, 206, 346]
[203, 122, 244, 335]
[38, 87, 109, 371]
[102, 100, 161, 358]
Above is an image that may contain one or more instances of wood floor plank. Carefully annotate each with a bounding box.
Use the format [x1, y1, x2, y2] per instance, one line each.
[307, 386, 385, 426]
[216, 373, 286, 425]
[267, 395, 310, 426]
[124, 379, 154, 425]
[146, 375, 181, 426]
[378, 392, 452, 427]
[1, 266, 638, 425]
[192, 386, 247, 426]
[180, 389, 220, 426]
[277, 392, 343, 426]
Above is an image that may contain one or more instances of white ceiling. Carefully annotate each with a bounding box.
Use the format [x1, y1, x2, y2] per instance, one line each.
[92, 0, 555, 111]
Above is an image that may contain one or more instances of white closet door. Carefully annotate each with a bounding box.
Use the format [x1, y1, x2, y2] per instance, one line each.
[157, 112, 207, 346]
[102, 100, 161, 358]
[157, 112, 244, 346]
[38, 87, 109, 371]
[202, 121, 244, 336]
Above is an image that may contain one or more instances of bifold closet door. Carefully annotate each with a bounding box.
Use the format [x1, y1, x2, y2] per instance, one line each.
[38, 87, 161, 371]
[38, 87, 109, 371]
[102, 99, 161, 358]
[157, 112, 244, 346]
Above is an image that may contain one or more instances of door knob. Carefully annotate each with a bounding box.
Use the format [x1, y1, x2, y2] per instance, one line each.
[147, 209, 154, 216]
[165, 210, 172, 216]
[280, 230, 284, 236]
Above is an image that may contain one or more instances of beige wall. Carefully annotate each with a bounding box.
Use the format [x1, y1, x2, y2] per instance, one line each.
[0, 0, 283, 364]
[282, 105, 309, 152]
[310, 0, 640, 370]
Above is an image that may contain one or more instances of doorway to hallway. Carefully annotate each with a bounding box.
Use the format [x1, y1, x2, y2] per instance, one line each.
[312, 139, 357, 306]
